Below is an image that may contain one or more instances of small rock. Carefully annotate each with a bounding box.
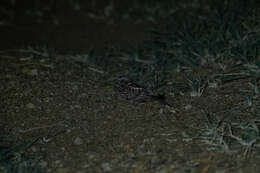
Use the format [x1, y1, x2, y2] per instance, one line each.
[26, 103, 36, 109]
[56, 168, 70, 173]
[74, 137, 83, 145]
[101, 162, 112, 172]
[29, 69, 38, 76]
[38, 160, 48, 168]
[184, 104, 192, 110]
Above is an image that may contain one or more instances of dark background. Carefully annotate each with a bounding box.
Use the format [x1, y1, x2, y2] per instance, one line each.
[0, 0, 177, 54]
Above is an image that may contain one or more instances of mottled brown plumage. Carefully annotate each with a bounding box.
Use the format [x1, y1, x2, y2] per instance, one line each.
[114, 76, 170, 106]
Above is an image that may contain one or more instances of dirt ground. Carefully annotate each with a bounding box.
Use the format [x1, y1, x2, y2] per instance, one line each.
[1, 1, 260, 173]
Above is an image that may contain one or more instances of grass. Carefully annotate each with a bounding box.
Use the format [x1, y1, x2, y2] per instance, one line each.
[143, 0, 260, 155]
[0, 136, 45, 173]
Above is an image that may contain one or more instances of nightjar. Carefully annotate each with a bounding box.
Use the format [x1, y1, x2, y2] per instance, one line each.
[114, 76, 169, 105]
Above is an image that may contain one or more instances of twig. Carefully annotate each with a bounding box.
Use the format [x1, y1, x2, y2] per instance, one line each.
[18, 122, 65, 133]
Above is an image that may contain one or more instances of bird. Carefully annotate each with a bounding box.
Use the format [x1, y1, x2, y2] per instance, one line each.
[114, 76, 171, 106]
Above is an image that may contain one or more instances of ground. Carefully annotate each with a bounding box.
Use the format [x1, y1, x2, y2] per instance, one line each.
[1, 1, 260, 173]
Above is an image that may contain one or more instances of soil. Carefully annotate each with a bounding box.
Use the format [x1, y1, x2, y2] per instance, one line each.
[1, 1, 260, 173]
